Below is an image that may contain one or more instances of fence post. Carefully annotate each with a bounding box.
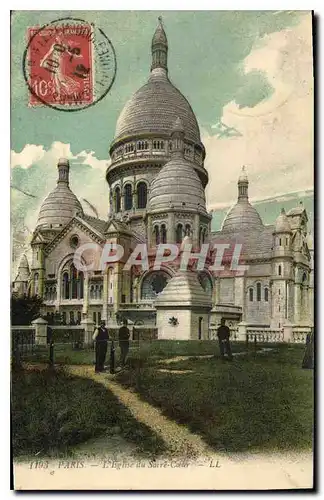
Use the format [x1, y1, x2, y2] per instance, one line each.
[283, 321, 293, 343]
[31, 317, 48, 345]
[81, 318, 95, 346]
[237, 321, 247, 342]
[49, 341, 54, 366]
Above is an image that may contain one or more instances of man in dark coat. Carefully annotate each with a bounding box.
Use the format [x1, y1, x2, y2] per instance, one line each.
[302, 329, 314, 369]
[217, 318, 233, 360]
[93, 320, 109, 372]
[118, 318, 130, 367]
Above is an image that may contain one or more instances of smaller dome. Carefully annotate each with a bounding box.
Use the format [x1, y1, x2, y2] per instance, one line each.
[274, 208, 292, 233]
[148, 159, 207, 214]
[36, 159, 83, 228]
[222, 201, 263, 232]
[15, 254, 30, 282]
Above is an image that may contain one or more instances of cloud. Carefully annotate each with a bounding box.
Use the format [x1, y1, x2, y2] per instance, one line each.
[203, 13, 313, 208]
[11, 144, 46, 169]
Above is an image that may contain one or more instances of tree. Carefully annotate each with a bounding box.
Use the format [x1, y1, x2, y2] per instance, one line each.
[11, 293, 43, 325]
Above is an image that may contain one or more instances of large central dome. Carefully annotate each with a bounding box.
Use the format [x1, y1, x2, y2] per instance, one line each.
[113, 18, 201, 145]
[115, 70, 201, 144]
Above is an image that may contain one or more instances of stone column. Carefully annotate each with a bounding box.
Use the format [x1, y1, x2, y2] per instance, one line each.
[113, 263, 121, 314]
[294, 284, 301, 325]
[237, 321, 247, 342]
[102, 269, 109, 323]
[192, 214, 200, 247]
[81, 318, 95, 346]
[82, 274, 90, 316]
[32, 317, 48, 346]
[283, 320, 293, 343]
[167, 212, 175, 244]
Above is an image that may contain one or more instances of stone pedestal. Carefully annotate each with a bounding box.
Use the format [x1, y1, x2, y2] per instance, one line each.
[31, 317, 48, 345]
[283, 321, 293, 342]
[237, 321, 247, 342]
[81, 318, 95, 346]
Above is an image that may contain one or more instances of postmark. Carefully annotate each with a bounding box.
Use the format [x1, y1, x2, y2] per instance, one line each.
[23, 17, 117, 111]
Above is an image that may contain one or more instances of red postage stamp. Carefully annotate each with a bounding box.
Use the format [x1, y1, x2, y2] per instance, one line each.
[27, 23, 94, 107]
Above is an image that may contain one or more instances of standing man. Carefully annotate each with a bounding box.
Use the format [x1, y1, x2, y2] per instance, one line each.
[118, 318, 130, 367]
[217, 318, 233, 361]
[93, 320, 109, 372]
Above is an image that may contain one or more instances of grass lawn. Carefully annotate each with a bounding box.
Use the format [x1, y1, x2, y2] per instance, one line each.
[21, 340, 248, 366]
[116, 344, 314, 453]
[11, 365, 166, 460]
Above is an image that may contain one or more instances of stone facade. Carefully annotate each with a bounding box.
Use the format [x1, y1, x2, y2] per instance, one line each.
[13, 19, 313, 332]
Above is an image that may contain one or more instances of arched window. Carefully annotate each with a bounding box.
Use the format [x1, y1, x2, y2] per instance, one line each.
[79, 271, 84, 299]
[137, 182, 147, 209]
[124, 184, 133, 211]
[77, 311, 82, 324]
[161, 224, 167, 244]
[93, 311, 97, 324]
[286, 237, 289, 246]
[279, 238, 282, 246]
[69, 311, 74, 325]
[185, 224, 191, 237]
[278, 265, 282, 276]
[264, 287, 269, 302]
[257, 283, 261, 302]
[62, 272, 69, 299]
[115, 187, 121, 213]
[160, 141, 164, 149]
[90, 285, 94, 300]
[154, 225, 160, 246]
[70, 264, 78, 299]
[34, 273, 39, 296]
[99, 285, 103, 299]
[62, 311, 66, 325]
[176, 223, 183, 244]
[249, 288, 253, 302]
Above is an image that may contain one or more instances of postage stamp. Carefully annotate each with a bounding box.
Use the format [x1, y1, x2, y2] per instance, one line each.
[23, 18, 116, 111]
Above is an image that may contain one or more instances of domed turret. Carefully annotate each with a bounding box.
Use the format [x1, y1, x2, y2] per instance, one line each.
[222, 166, 263, 232]
[148, 118, 207, 215]
[274, 208, 292, 233]
[15, 254, 30, 282]
[36, 159, 83, 229]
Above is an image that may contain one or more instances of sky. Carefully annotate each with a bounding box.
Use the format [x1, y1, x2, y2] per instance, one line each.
[11, 10, 314, 263]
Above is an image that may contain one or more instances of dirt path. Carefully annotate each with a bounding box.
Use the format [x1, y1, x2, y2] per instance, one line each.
[69, 365, 213, 458]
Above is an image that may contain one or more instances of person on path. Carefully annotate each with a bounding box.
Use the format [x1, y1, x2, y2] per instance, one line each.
[216, 318, 233, 360]
[118, 318, 130, 367]
[92, 320, 109, 372]
[302, 328, 314, 369]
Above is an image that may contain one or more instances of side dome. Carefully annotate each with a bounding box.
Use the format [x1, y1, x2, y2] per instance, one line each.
[221, 166, 263, 232]
[274, 208, 292, 233]
[36, 159, 83, 229]
[148, 159, 207, 214]
[148, 117, 206, 214]
[222, 201, 263, 232]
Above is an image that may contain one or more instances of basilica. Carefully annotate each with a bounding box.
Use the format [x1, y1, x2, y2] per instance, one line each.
[13, 19, 314, 331]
